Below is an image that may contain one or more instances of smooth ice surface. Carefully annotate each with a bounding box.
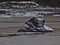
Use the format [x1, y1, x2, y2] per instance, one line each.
[44, 25, 54, 31]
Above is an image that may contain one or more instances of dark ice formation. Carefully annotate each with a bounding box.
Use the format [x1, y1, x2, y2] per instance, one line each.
[17, 17, 54, 32]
